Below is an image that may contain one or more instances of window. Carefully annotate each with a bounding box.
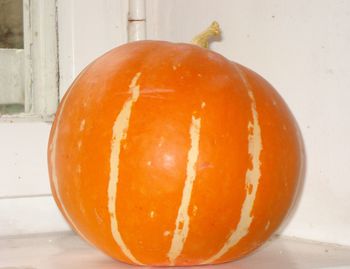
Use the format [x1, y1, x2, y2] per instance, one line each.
[0, 0, 58, 121]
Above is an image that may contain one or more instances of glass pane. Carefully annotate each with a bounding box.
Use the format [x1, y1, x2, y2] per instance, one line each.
[0, 0, 23, 49]
[0, 103, 24, 115]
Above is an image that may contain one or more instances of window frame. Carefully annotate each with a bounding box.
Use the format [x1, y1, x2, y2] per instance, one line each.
[0, 0, 58, 122]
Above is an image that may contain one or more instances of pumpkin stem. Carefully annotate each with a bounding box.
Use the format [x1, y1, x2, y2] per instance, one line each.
[191, 21, 221, 49]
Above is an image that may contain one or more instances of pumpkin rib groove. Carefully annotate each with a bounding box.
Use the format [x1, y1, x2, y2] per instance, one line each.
[204, 63, 263, 264]
[107, 72, 143, 265]
[49, 84, 91, 243]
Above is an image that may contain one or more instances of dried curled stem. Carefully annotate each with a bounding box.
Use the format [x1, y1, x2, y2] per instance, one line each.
[191, 21, 221, 48]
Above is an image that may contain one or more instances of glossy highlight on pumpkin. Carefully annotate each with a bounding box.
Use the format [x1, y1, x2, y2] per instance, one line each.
[48, 40, 304, 266]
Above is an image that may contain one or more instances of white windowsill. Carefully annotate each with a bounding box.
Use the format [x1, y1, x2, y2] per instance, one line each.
[1, 232, 350, 269]
[0, 113, 54, 122]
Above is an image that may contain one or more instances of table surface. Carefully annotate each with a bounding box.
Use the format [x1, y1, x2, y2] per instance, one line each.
[1, 232, 350, 269]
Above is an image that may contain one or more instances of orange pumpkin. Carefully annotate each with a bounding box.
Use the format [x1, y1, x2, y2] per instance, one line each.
[48, 22, 304, 266]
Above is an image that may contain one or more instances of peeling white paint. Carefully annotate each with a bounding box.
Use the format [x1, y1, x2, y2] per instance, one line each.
[107, 72, 142, 265]
[167, 114, 202, 265]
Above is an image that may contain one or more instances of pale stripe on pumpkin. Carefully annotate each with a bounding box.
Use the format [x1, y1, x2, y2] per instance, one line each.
[49, 86, 90, 243]
[204, 65, 263, 264]
[107, 72, 143, 265]
[167, 108, 203, 265]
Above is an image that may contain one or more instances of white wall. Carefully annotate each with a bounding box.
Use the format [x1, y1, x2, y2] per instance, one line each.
[1, 0, 350, 247]
[0, 123, 69, 235]
[146, 0, 350, 246]
[58, 0, 128, 97]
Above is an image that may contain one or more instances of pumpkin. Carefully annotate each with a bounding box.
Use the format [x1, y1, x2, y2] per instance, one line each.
[48, 22, 304, 266]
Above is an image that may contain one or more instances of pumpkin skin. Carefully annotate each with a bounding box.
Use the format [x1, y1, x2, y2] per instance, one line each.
[48, 40, 304, 266]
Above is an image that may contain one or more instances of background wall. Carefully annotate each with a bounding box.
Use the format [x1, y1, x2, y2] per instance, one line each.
[146, 0, 350, 246]
[1, 0, 350, 247]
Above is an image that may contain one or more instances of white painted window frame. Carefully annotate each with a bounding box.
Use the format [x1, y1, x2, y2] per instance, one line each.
[0, 0, 58, 122]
